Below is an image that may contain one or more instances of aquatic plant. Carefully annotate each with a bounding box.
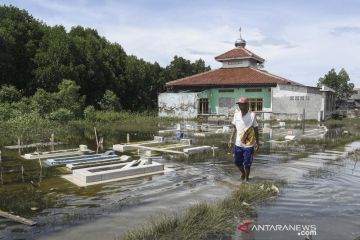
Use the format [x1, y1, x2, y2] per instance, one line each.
[121, 183, 280, 240]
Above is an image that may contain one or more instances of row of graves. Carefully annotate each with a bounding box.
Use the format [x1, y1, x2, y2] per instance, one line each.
[19, 124, 226, 187]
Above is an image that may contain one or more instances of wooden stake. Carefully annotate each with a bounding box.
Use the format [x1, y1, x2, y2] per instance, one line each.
[302, 108, 305, 134]
[212, 145, 215, 158]
[94, 127, 99, 147]
[18, 137, 21, 155]
[127, 133, 130, 143]
[99, 136, 104, 150]
[50, 133, 54, 152]
[0, 210, 37, 226]
[38, 151, 43, 183]
[0, 167, 3, 185]
[0, 151, 2, 184]
[21, 165, 24, 183]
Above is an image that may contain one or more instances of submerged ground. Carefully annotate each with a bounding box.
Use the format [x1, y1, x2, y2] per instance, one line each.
[0, 118, 359, 240]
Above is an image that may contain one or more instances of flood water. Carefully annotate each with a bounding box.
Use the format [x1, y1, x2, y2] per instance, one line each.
[0, 123, 360, 240]
[236, 141, 360, 240]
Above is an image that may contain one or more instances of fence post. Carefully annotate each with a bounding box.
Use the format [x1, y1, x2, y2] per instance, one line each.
[21, 165, 24, 183]
[50, 133, 54, 152]
[18, 137, 21, 155]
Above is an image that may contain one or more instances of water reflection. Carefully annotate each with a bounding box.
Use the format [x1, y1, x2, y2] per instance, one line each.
[0, 121, 359, 240]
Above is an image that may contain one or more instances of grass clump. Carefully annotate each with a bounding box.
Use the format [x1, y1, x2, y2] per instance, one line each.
[121, 183, 279, 240]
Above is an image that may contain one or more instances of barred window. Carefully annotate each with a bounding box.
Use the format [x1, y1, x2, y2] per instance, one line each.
[245, 88, 262, 92]
[248, 98, 263, 111]
[218, 89, 234, 93]
[199, 98, 209, 114]
[290, 96, 294, 100]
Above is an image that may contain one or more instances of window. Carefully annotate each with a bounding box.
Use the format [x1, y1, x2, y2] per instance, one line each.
[199, 98, 209, 114]
[300, 96, 305, 101]
[306, 96, 310, 100]
[245, 88, 262, 92]
[295, 96, 300, 101]
[290, 96, 294, 101]
[248, 98, 263, 111]
[218, 89, 234, 93]
[227, 60, 243, 65]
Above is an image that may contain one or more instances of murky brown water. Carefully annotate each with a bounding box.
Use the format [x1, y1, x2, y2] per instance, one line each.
[1, 124, 360, 240]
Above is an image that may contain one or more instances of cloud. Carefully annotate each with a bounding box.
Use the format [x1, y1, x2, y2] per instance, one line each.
[248, 37, 296, 48]
[185, 49, 217, 56]
[330, 26, 360, 36]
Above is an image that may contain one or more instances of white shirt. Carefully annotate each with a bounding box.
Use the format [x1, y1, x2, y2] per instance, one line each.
[231, 111, 258, 147]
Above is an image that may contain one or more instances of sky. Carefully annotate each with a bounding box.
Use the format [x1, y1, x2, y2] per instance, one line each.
[2, 0, 360, 87]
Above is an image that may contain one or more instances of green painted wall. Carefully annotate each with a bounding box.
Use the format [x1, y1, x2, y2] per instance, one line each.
[201, 87, 272, 113]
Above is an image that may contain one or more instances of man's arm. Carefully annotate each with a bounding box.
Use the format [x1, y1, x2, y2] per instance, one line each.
[228, 125, 237, 148]
[254, 126, 260, 151]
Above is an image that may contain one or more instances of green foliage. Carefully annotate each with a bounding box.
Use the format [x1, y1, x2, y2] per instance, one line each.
[0, 84, 21, 102]
[0, 5, 45, 93]
[49, 108, 75, 122]
[123, 183, 279, 240]
[98, 90, 121, 111]
[83, 105, 96, 121]
[163, 56, 211, 82]
[0, 97, 32, 120]
[0, 5, 211, 112]
[30, 79, 84, 118]
[33, 25, 74, 91]
[56, 79, 85, 117]
[0, 103, 13, 120]
[317, 68, 355, 99]
[31, 88, 58, 116]
[11, 97, 32, 114]
[6, 112, 54, 143]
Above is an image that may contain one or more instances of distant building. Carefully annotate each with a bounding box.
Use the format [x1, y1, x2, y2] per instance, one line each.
[158, 30, 336, 121]
[349, 88, 360, 108]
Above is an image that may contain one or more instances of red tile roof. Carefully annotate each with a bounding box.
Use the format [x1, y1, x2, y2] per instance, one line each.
[166, 67, 301, 87]
[215, 47, 265, 62]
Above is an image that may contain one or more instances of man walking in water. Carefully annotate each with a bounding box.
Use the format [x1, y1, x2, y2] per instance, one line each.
[228, 98, 259, 182]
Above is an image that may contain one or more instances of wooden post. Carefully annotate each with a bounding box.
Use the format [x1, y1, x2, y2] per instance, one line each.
[127, 133, 130, 143]
[0, 151, 2, 184]
[94, 127, 99, 147]
[21, 165, 24, 183]
[18, 137, 21, 155]
[0, 167, 3, 185]
[0, 210, 37, 226]
[50, 133, 55, 152]
[212, 145, 215, 158]
[302, 108, 305, 134]
[38, 152, 42, 183]
[99, 136, 104, 151]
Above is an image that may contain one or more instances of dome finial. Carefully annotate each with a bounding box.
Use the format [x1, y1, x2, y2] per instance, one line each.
[235, 27, 246, 48]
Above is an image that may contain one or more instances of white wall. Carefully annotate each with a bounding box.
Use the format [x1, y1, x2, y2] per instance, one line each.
[272, 84, 323, 120]
[158, 92, 198, 118]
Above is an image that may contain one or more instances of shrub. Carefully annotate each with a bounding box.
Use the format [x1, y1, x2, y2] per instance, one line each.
[49, 108, 75, 122]
[0, 84, 22, 103]
[83, 105, 96, 121]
